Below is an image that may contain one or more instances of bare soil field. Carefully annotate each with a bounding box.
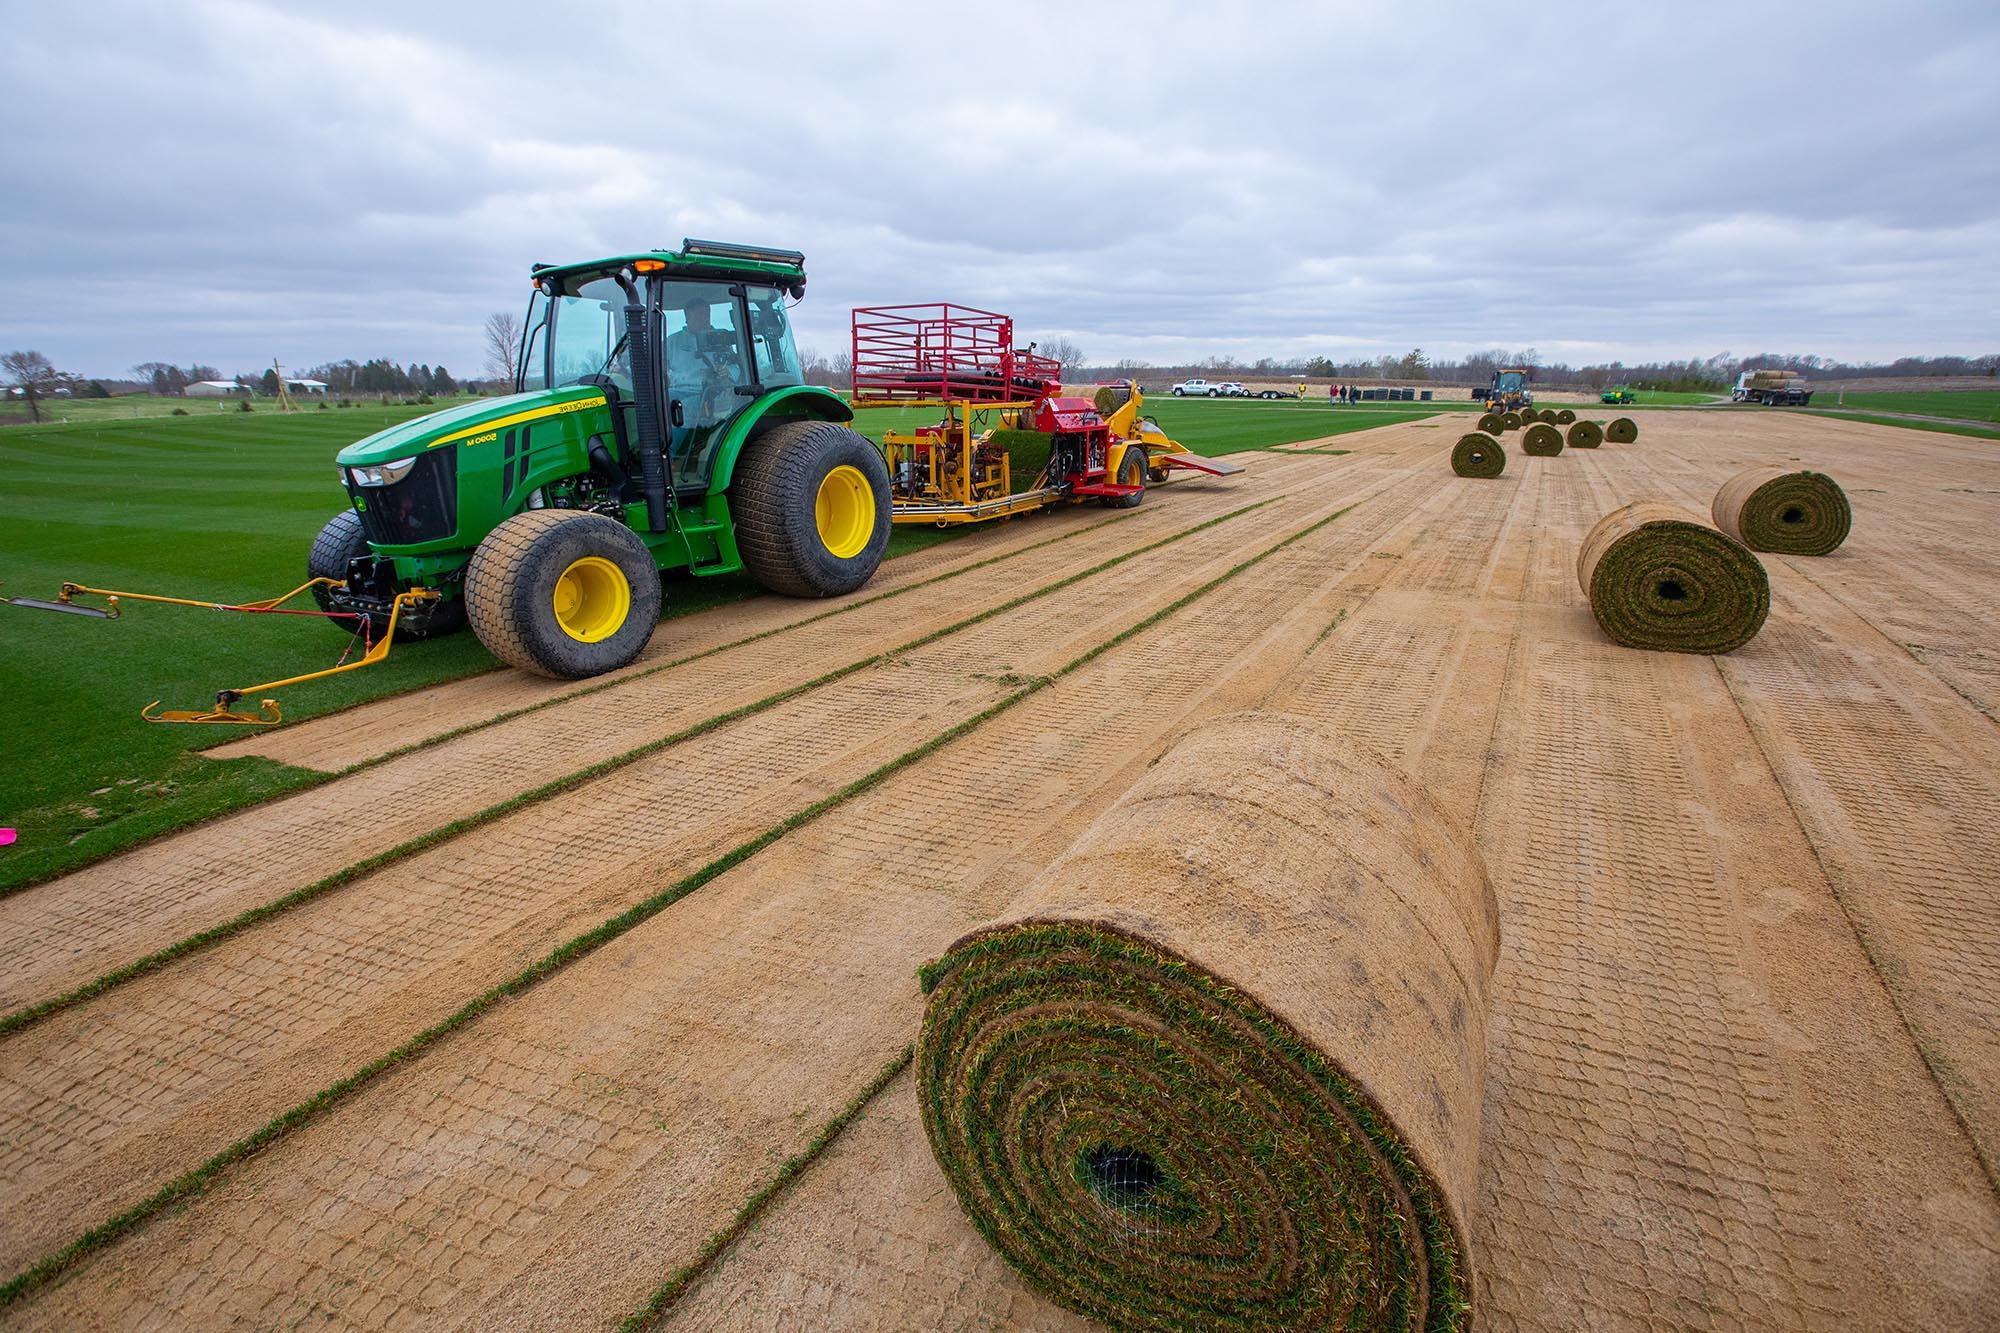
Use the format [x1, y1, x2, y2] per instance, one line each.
[3, 410, 1997, 1329]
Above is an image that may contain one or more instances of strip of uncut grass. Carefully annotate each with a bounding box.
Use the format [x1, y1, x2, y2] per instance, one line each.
[0, 494, 1358, 1311]
[1798, 410, 2000, 440]
[618, 1046, 916, 1333]
[620, 503, 1362, 1329]
[0, 494, 1283, 1035]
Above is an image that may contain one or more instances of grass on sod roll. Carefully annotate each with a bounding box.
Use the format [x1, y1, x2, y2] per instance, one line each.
[1566, 420, 1604, 449]
[1521, 423, 1564, 456]
[1578, 502, 1769, 654]
[1604, 417, 1639, 443]
[1711, 468, 1852, 556]
[1451, 434, 1506, 478]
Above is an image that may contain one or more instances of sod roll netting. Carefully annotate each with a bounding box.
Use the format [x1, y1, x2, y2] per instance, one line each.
[1712, 467, 1852, 556]
[918, 714, 1497, 1332]
[1578, 501, 1770, 654]
[1566, 420, 1604, 450]
[1521, 423, 1564, 456]
[1451, 433, 1506, 478]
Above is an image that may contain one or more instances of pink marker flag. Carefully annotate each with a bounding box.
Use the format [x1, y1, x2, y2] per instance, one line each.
[0, 829, 15, 847]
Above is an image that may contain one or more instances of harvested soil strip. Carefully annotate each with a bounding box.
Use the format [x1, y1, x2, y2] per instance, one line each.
[213, 497, 1160, 774]
[0, 472, 1395, 1274]
[665, 429, 2000, 1329]
[0, 423, 1464, 1329]
[1712, 466, 1852, 555]
[0, 458, 1332, 1015]
[916, 714, 1497, 1331]
[1577, 501, 1769, 653]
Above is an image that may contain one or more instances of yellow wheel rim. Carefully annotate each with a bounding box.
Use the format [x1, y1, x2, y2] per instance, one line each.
[551, 555, 630, 643]
[815, 465, 874, 560]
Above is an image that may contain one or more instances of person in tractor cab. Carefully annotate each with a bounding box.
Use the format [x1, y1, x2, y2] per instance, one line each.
[664, 292, 743, 422]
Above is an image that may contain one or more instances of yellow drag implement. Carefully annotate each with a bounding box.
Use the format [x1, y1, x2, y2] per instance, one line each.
[23, 579, 437, 725]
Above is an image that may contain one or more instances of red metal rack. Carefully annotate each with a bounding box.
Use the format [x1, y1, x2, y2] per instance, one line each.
[850, 303, 1062, 402]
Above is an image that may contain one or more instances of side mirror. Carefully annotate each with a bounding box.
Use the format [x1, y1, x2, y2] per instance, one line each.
[669, 400, 685, 427]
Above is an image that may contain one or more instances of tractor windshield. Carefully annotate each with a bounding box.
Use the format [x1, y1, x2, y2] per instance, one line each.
[1496, 372, 1526, 393]
[548, 277, 632, 392]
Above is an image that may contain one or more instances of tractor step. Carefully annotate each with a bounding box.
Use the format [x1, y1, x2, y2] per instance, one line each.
[1158, 454, 1246, 477]
[6, 597, 114, 618]
[1069, 482, 1144, 498]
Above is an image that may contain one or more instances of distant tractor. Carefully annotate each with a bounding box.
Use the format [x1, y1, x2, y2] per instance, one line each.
[1602, 387, 1637, 405]
[1484, 367, 1534, 413]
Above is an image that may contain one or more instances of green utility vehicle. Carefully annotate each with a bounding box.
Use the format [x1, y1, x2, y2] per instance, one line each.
[313, 240, 890, 679]
[1601, 387, 1636, 405]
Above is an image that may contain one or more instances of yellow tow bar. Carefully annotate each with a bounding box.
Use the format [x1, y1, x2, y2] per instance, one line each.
[47, 579, 439, 726]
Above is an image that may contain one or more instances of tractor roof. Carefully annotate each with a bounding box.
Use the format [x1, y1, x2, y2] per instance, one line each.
[531, 239, 806, 294]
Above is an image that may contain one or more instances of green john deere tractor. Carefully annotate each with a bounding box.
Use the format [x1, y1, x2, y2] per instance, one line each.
[312, 240, 890, 679]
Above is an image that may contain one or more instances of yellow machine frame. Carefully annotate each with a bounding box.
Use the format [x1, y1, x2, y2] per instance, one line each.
[49, 578, 437, 724]
[863, 384, 1194, 527]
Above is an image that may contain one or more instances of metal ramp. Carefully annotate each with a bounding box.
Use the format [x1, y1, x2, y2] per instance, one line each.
[1158, 453, 1246, 477]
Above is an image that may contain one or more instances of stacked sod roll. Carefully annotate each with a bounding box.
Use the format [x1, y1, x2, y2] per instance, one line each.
[1578, 502, 1770, 653]
[1521, 422, 1564, 456]
[1566, 420, 1603, 449]
[1452, 432, 1506, 478]
[1712, 467, 1852, 555]
[918, 713, 1498, 1333]
[1605, 416, 1639, 443]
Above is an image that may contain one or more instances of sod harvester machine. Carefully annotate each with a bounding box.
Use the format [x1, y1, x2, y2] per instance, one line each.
[31, 240, 896, 723]
[1482, 367, 1534, 414]
[849, 303, 1241, 525]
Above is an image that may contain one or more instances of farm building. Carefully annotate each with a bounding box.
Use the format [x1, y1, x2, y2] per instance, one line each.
[186, 380, 253, 397]
[285, 378, 329, 395]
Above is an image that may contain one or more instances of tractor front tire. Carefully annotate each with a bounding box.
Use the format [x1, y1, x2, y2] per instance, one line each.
[733, 419, 891, 598]
[1102, 444, 1148, 509]
[463, 510, 660, 679]
[307, 509, 465, 640]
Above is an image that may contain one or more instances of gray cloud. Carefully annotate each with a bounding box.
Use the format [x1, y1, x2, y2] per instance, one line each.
[2, 0, 1995, 378]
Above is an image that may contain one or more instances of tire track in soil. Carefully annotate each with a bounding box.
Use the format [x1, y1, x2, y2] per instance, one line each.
[659, 430, 2000, 1331]
[0, 451, 1425, 1279]
[0, 457, 1341, 1018]
[0, 427, 1462, 1329]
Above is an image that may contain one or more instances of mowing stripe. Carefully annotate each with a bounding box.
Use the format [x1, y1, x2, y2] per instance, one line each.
[0, 476, 1256, 899]
[0, 493, 1285, 1035]
[0, 495, 1360, 1311]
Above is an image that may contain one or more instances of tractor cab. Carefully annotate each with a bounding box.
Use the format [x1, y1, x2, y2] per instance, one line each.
[1484, 367, 1533, 413]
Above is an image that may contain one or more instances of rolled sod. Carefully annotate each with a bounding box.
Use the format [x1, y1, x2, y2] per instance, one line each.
[1605, 416, 1639, 443]
[1521, 422, 1564, 456]
[1577, 501, 1770, 654]
[1500, 411, 1521, 430]
[918, 713, 1498, 1333]
[1475, 412, 1504, 434]
[1555, 408, 1576, 424]
[1092, 384, 1132, 417]
[1452, 432, 1506, 478]
[1566, 419, 1603, 449]
[1712, 466, 1852, 555]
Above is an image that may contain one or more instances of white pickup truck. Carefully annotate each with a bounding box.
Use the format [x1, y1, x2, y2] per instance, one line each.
[1171, 378, 1222, 397]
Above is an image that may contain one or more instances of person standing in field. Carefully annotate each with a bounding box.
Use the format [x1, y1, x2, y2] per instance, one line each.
[1329, 383, 1338, 408]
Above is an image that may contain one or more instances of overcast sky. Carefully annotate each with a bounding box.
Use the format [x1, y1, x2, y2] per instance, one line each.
[3, 1, 1995, 379]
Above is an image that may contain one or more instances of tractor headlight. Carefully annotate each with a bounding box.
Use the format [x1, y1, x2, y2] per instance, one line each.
[348, 456, 419, 487]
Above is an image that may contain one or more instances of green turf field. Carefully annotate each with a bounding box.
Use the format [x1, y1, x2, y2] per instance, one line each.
[0, 392, 1408, 886]
[0, 392, 487, 428]
[1806, 389, 2000, 425]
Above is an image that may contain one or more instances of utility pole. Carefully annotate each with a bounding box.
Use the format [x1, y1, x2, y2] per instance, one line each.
[273, 357, 295, 412]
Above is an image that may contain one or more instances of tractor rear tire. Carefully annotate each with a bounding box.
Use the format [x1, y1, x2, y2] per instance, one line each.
[1102, 444, 1147, 509]
[732, 418, 891, 598]
[463, 510, 660, 679]
[307, 509, 465, 640]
